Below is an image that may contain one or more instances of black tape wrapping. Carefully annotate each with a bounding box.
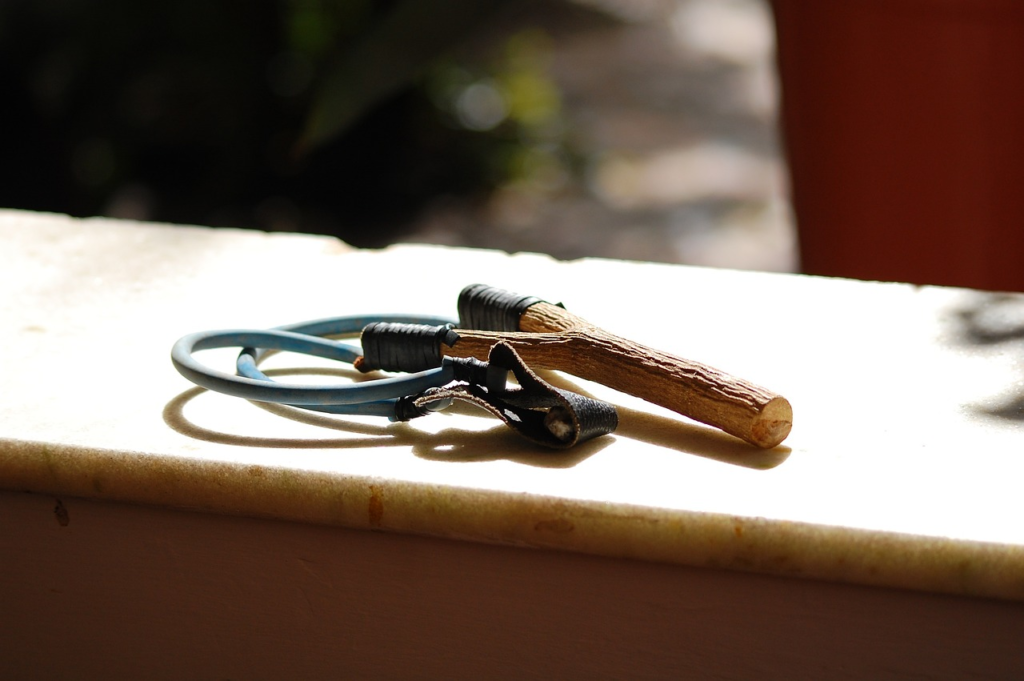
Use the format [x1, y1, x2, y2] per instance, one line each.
[360, 322, 460, 373]
[397, 342, 617, 449]
[457, 284, 544, 332]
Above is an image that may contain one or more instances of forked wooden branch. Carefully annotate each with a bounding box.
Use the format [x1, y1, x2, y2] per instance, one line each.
[445, 302, 793, 449]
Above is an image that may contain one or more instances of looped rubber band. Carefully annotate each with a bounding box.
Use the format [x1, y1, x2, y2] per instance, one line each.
[171, 314, 458, 420]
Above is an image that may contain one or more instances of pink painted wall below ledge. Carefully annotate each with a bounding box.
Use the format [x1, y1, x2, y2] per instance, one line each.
[2, 491, 1023, 679]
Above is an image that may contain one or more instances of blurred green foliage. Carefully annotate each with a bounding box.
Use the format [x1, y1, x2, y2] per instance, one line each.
[0, 0, 581, 245]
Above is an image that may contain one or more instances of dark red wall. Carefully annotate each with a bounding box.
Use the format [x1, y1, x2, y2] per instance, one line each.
[772, 0, 1024, 291]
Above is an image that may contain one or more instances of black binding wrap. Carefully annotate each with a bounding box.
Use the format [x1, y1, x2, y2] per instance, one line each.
[359, 322, 460, 374]
[397, 342, 617, 449]
[458, 284, 544, 332]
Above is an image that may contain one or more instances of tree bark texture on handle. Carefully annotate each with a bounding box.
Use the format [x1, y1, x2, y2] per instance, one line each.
[449, 292, 793, 449]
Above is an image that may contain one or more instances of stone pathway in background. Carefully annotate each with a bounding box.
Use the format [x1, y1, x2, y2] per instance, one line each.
[406, 0, 797, 273]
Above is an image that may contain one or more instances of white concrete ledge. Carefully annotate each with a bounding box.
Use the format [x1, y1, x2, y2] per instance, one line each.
[3, 208, 1024, 601]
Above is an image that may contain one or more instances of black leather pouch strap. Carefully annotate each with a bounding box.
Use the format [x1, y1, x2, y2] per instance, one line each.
[398, 342, 617, 449]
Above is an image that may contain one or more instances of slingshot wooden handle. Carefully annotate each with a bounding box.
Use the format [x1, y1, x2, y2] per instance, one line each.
[448, 295, 793, 449]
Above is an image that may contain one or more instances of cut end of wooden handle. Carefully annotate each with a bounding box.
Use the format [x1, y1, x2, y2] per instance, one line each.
[749, 396, 793, 449]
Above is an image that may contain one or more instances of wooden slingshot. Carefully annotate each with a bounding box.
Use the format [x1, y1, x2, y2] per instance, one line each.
[449, 285, 793, 449]
[358, 284, 793, 449]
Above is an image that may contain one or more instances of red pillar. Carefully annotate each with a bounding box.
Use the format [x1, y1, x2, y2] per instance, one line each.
[770, 0, 1024, 291]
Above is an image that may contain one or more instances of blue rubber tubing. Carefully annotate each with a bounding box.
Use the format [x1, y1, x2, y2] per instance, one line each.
[170, 314, 457, 419]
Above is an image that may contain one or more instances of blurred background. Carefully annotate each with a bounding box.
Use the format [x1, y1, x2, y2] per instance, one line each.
[0, 0, 796, 273]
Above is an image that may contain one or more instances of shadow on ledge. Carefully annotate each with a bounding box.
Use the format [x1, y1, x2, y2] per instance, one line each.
[163, 384, 610, 470]
[164, 367, 790, 471]
[950, 292, 1024, 423]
